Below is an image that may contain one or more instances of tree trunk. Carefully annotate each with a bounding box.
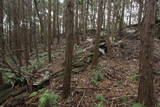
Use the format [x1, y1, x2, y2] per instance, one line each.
[75, 0, 80, 44]
[92, 0, 103, 66]
[34, 0, 44, 45]
[48, 0, 52, 63]
[63, 0, 74, 98]
[138, 0, 143, 24]
[119, 0, 125, 36]
[106, 0, 112, 56]
[138, 0, 156, 107]
[129, 0, 132, 26]
[0, 0, 3, 85]
[13, 0, 22, 66]
[52, 0, 56, 43]
[56, 0, 60, 44]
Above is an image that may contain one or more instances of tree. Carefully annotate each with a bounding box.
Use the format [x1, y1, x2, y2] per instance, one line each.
[0, 0, 4, 85]
[92, 0, 104, 66]
[106, 0, 112, 55]
[48, 0, 52, 63]
[137, 0, 143, 24]
[13, 0, 22, 66]
[138, 0, 156, 107]
[75, 0, 80, 44]
[63, 0, 74, 98]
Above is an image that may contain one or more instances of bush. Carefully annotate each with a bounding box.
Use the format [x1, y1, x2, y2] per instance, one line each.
[95, 94, 106, 102]
[90, 69, 104, 85]
[38, 91, 59, 107]
[131, 103, 145, 107]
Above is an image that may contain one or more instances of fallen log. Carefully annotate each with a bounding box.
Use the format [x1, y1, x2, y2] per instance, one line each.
[0, 86, 27, 105]
[0, 83, 12, 91]
[0, 48, 92, 106]
[0, 88, 12, 105]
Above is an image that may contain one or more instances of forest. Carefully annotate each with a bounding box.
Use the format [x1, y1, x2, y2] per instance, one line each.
[0, 0, 160, 107]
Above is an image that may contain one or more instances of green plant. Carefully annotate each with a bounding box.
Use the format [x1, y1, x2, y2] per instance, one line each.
[30, 92, 38, 97]
[29, 88, 47, 97]
[119, 96, 129, 102]
[91, 70, 104, 85]
[95, 103, 104, 107]
[131, 103, 145, 107]
[95, 71, 104, 81]
[91, 79, 97, 84]
[95, 94, 106, 102]
[131, 74, 140, 80]
[38, 91, 59, 107]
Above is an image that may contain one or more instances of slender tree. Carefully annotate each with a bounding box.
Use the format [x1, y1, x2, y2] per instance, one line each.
[138, 0, 143, 24]
[92, 0, 104, 66]
[75, 0, 80, 44]
[48, 0, 52, 63]
[138, 0, 156, 107]
[63, 0, 74, 98]
[0, 0, 4, 85]
[106, 0, 112, 55]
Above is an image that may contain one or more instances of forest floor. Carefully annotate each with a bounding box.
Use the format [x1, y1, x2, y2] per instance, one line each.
[1, 29, 160, 107]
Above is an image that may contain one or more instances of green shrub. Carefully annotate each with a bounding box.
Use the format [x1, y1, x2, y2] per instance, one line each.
[131, 74, 140, 80]
[91, 70, 104, 85]
[95, 94, 106, 102]
[29, 88, 47, 97]
[38, 91, 59, 107]
[95, 103, 104, 107]
[30, 92, 38, 97]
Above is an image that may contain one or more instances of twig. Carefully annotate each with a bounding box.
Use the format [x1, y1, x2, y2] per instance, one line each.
[77, 90, 86, 107]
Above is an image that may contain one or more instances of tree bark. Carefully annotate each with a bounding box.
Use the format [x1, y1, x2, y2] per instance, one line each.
[0, 0, 3, 85]
[75, 0, 80, 44]
[138, 0, 156, 107]
[106, 0, 112, 55]
[63, 0, 74, 98]
[92, 0, 104, 66]
[48, 0, 52, 63]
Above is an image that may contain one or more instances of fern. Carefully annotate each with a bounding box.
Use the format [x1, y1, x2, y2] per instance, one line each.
[95, 94, 106, 102]
[91, 70, 104, 85]
[95, 103, 104, 107]
[30, 92, 38, 97]
[38, 91, 59, 107]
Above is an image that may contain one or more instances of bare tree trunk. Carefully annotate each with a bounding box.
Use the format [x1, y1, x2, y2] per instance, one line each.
[0, 0, 4, 85]
[56, 0, 60, 44]
[103, 0, 107, 29]
[33, 9, 39, 61]
[48, 0, 52, 63]
[22, 0, 29, 66]
[138, 0, 156, 107]
[106, 0, 112, 55]
[63, 0, 74, 98]
[34, 0, 44, 45]
[92, 0, 103, 66]
[52, 1, 56, 43]
[138, 0, 143, 24]
[13, 0, 22, 66]
[84, 0, 89, 39]
[129, 0, 133, 26]
[119, 0, 125, 36]
[75, 0, 80, 44]
[28, 0, 33, 53]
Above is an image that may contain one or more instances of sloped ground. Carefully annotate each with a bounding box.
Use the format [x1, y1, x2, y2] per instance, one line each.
[2, 31, 160, 107]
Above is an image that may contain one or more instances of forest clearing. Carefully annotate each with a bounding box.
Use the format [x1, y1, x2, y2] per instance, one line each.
[0, 0, 160, 107]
